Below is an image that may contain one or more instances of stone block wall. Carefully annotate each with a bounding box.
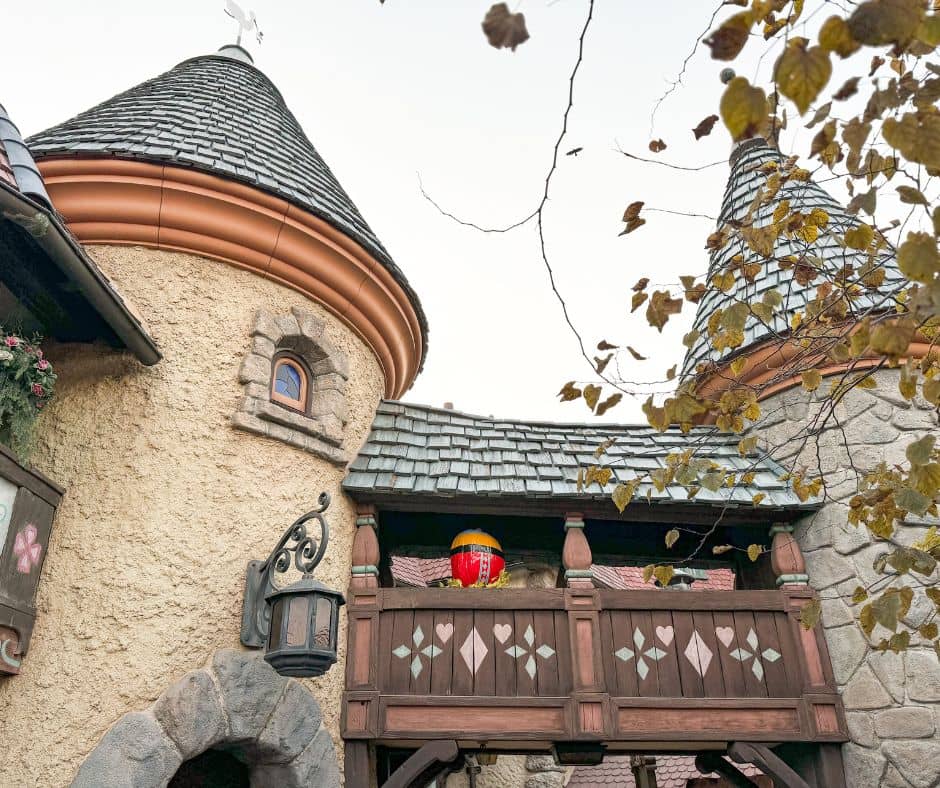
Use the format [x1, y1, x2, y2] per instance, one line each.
[756, 370, 940, 788]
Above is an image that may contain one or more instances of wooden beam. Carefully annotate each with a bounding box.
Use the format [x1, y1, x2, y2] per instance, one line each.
[729, 742, 810, 788]
[381, 740, 460, 788]
[695, 754, 758, 787]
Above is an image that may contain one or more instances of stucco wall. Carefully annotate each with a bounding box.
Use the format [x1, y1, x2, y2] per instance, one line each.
[757, 371, 940, 788]
[0, 245, 385, 787]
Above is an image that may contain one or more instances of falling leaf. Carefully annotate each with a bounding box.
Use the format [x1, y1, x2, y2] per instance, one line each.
[705, 12, 752, 60]
[801, 369, 823, 391]
[558, 381, 582, 402]
[693, 114, 720, 140]
[833, 76, 860, 101]
[649, 139, 667, 153]
[720, 76, 768, 141]
[747, 544, 763, 562]
[897, 232, 939, 284]
[775, 39, 832, 114]
[665, 529, 680, 549]
[800, 598, 822, 629]
[482, 3, 530, 51]
[583, 384, 601, 412]
[646, 290, 683, 332]
[626, 346, 647, 361]
[596, 393, 623, 417]
[818, 15, 861, 57]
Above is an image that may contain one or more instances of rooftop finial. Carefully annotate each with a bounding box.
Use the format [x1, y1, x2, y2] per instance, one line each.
[225, 0, 263, 47]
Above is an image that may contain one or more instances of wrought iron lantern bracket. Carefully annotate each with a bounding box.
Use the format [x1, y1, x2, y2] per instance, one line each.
[240, 492, 332, 648]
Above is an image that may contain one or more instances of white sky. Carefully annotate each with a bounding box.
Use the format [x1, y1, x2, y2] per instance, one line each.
[2, 0, 852, 422]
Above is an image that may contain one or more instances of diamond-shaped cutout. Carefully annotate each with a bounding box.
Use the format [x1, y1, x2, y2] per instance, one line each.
[615, 647, 635, 662]
[410, 655, 423, 679]
[392, 645, 411, 659]
[636, 658, 649, 680]
[525, 655, 537, 679]
[506, 645, 526, 658]
[683, 631, 713, 676]
[746, 628, 759, 651]
[460, 627, 488, 675]
[762, 648, 781, 662]
[729, 648, 752, 661]
[536, 644, 555, 659]
[645, 647, 667, 661]
[524, 625, 535, 646]
[413, 626, 425, 647]
[752, 659, 765, 682]
[422, 645, 442, 658]
[633, 628, 645, 650]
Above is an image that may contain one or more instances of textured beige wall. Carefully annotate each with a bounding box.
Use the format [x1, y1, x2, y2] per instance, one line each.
[0, 245, 385, 787]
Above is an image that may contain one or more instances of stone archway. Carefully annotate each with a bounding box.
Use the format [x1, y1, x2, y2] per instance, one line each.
[71, 649, 340, 788]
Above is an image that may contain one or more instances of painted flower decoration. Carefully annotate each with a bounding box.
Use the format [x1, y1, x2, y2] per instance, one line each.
[4, 336, 19, 348]
[13, 524, 42, 574]
[36, 359, 49, 371]
[31, 383, 44, 397]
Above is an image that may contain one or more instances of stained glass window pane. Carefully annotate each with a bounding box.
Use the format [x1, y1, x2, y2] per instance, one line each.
[274, 362, 302, 401]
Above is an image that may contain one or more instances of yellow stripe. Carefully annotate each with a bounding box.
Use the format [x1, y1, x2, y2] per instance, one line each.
[450, 529, 501, 551]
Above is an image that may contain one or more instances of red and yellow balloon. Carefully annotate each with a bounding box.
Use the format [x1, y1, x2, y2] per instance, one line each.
[449, 530, 507, 588]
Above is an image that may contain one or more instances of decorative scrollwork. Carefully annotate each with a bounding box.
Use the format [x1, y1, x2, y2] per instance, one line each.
[260, 491, 331, 578]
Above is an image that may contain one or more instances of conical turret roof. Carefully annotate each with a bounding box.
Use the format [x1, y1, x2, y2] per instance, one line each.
[682, 138, 902, 378]
[26, 47, 426, 350]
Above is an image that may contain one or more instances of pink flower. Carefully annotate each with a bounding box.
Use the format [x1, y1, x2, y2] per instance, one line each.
[35, 401, 44, 410]
[13, 524, 42, 574]
[31, 383, 44, 397]
[4, 336, 19, 348]
[36, 359, 49, 371]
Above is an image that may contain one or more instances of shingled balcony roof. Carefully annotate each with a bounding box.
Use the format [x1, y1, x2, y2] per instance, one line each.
[682, 138, 903, 378]
[26, 47, 427, 364]
[343, 400, 820, 513]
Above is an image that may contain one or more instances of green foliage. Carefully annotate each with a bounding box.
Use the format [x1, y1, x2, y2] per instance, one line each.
[0, 328, 56, 459]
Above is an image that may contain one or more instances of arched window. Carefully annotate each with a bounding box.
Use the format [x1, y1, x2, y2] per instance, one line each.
[271, 356, 309, 412]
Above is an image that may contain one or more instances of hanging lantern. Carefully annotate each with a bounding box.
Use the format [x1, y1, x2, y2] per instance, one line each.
[450, 530, 505, 587]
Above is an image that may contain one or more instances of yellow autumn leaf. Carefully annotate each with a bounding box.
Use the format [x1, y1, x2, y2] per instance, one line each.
[712, 544, 734, 556]
[882, 109, 940, 171]
[631, 291, 649, 313]
[844, 223, 874, 250]
[906, 435, 936, 466]
[800, 598, 822, 629]
[774, 39, 832, 114]
[596, 393, 623, 417]
[642, 564, 655, 584]
[665, 529, 680, 549]
[612, 480, 639, 513]
[653, 565, 675, 588]
[802, 369, 822, 391]
[897, 232, 939, 284]
[870, 319, 916, 356]
[583, 384, 601, 412]
[731, 357, 747, 377]
[847, 0, 925, 47]
[920, 622, 939, 640]
[646, 290, 683, 332]
[705, 12, 753, 60]
[738, 436, 759, 456]
[852, 586, 869, 605]
[558, 381, 582, 402]
[752, 493, 766, 507]
[747, 544, 763, 562]
[720, 76, 768, 142]
[818, 15, 861, 57]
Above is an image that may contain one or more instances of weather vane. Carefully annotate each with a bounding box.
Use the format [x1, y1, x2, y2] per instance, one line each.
[225, 0, 263, 47]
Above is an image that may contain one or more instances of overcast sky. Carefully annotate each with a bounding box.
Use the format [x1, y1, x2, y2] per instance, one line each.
[3, 1, 847, 422]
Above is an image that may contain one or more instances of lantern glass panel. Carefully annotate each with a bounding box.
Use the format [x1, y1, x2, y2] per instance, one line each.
[313, 596, 332, 647]
[286, 595, 309, 647]
[269, 596, 285, 648]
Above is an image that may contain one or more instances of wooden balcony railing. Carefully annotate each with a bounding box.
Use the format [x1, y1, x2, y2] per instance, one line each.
[342, 586, 847, 746]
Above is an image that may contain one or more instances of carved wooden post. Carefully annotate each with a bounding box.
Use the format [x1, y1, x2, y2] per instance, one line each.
[351, 505, 380, 591]
[769, 523, 808, 587]
[344, 504, 381, 783]
[563, 512, 607, 739]
[563, 511, 593, 588]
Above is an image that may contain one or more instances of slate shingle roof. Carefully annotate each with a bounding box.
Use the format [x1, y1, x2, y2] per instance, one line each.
[343, 401, 820, 511]
[0, 103, 50, 204]
[25, 47, 427, 360]
[682, 138, 902, 377]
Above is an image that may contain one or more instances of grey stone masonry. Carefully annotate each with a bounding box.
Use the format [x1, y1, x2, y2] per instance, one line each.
[233, 308, 349, 466]
[757, 371, 940, 788]
[71, 649, 339, 788]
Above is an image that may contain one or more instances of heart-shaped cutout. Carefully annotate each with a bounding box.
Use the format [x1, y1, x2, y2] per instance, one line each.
[436, 623, 453, 644]
[655, 625, 674, 646]
[715, 626, 735, 648]
[493, 623, 512, 644]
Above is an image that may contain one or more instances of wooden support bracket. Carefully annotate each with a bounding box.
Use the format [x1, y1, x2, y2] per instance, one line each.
[729, 742, 810, 788]
[382, 740, 461, 788]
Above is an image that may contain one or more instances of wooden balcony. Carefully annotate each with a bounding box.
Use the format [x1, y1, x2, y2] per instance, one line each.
[342, 586, 847, 748]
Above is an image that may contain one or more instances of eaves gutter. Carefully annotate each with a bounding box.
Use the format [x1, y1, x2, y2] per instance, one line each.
[0, 181, 161, 365]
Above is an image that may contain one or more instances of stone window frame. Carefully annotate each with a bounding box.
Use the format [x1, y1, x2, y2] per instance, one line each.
[233, 308, 349, 466]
